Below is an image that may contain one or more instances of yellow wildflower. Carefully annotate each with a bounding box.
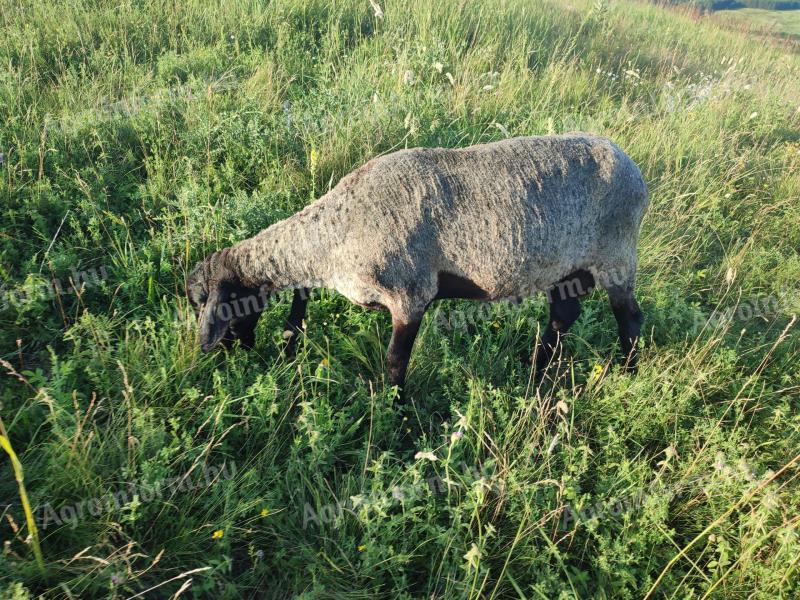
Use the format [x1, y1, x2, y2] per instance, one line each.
[260, 508, 270, 517]
[212, 529, 224, 539]
[588, 363, 604, 385]
[357, 544, 366, 552]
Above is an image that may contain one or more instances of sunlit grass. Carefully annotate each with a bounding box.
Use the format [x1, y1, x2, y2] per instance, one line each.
[0, 0, 799, 597]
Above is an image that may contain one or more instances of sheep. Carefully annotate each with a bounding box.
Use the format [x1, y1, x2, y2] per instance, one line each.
[186, 133, 648, 391]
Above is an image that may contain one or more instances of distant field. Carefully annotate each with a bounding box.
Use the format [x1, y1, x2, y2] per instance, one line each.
[716, 7, 800, 36]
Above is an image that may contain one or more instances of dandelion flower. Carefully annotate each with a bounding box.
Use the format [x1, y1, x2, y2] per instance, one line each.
[588, 363, 604, 384]
[358, 544, 366, 552]
[212, 529, 224, 539]
[260, 508, 270, 517]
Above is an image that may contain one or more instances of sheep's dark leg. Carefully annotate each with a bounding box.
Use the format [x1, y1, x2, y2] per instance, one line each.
[532, 295, 582, 371]
[387, 314, 423, 394]
[283, 288, 309, 357]
[229, 311, 261, 350]
[607, 287, 644, 372]
[531, 269, 594, 372]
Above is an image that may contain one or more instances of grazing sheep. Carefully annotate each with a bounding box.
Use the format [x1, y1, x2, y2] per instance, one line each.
[187, 133, 648, 391]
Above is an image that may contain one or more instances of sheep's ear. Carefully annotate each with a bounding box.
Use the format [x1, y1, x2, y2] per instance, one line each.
[198, 283, 233, 352]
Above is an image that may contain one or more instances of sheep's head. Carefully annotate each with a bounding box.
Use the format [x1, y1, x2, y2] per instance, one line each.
[186, 250, 268, 352]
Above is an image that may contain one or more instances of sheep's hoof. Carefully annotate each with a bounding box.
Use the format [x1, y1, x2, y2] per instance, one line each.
[282, 329, 302, 358]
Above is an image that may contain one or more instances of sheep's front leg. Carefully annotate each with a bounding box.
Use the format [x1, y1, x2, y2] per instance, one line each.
[387, 314, 423, 394]
[283, 288, 309, 357]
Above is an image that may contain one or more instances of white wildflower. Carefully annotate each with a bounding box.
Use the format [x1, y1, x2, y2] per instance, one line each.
[724, 267, 736, 284]
[493, 122, 510, 137]
[414, 451, 438, 462]
[463, 543, 481, 570]
[368, 0, 384, 19]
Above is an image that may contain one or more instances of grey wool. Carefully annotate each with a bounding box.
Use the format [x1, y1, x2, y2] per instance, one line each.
[187, 133, 649, 390]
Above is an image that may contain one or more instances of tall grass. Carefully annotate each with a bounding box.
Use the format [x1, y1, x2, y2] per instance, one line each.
[1, 0, 799, 597]
[0, 416, 44, 574]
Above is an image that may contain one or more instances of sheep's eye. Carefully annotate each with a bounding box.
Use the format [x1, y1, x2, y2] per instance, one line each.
[187, 284, 208, 312]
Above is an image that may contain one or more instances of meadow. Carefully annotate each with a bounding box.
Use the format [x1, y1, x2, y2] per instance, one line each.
[716, 5, 800, 37]
[1, 0, 799, 597]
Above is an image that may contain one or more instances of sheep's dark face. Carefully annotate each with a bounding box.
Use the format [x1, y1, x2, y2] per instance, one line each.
[186, 251, 266, 352]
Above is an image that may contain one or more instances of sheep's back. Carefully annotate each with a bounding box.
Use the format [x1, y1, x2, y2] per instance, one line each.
[329, 134, 647, 299]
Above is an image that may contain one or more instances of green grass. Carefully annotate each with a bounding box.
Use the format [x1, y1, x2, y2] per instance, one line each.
[1, 0, 799, 597]
[717, 6, 800, 36]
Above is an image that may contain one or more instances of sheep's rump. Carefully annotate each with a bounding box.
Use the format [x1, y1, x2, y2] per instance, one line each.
[326, 134, 648, 308]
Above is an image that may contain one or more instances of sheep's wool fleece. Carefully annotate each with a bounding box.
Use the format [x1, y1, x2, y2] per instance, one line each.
[233, 134, 649, 321]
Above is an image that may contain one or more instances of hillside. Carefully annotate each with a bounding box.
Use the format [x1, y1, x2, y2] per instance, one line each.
[1, 0, 799, 597]
[716, 5, 800, 37]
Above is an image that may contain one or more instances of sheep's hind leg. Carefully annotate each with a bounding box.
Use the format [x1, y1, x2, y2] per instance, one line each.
[532, 295, 582, 372]
[282, 288, 309, 358]
[607, 286, 644, 372]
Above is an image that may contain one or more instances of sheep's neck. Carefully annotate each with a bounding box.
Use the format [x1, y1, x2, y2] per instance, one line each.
[229, 205, 337, 291]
